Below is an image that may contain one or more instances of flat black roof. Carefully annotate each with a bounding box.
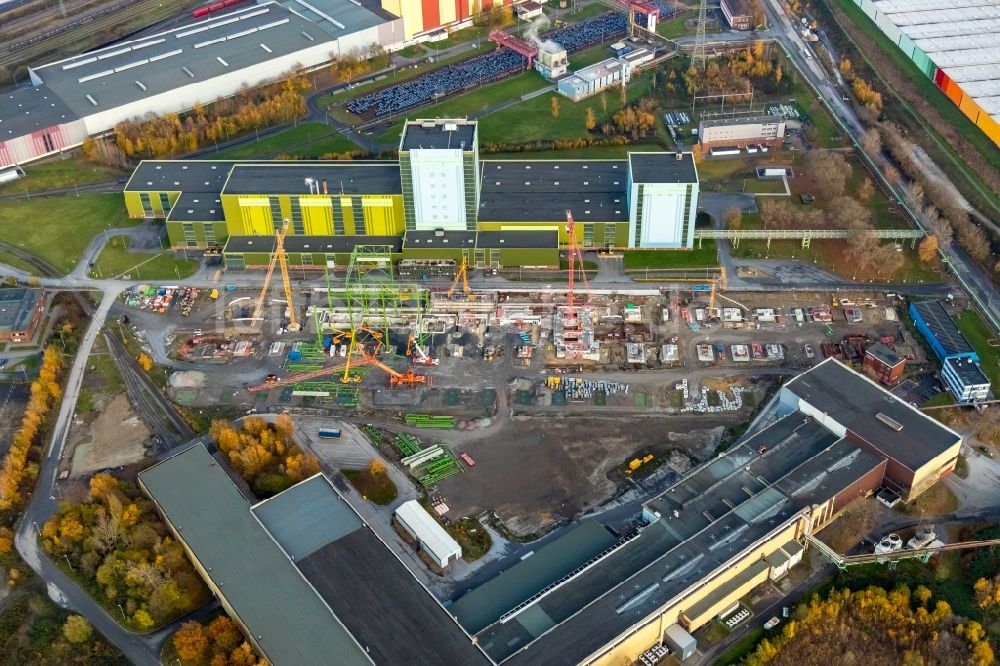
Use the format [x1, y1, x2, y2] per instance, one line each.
[911, 300, 975, 356]
[784, 358, 961, 472]
[0, 85, 78, 138]
[126, 160, 235, 193]
[223, 163, 401, 196]
[478, 160, 629, 223]
[628, 152, 698, 184]
[865, 343, 905, 368]
[400, 120, 477, 151]
[297, 528, 490, 666]
[943, 356, 991, 387]
[476, 230, 558, 248]
[698, 115, 783, 128]
[223, 235, 403, 254]
[403, 230, 476, 249]
[166, 191, 224, 222]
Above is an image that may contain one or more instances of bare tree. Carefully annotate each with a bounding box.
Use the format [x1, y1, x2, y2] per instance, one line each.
[723, 206, 742, 229]
[861, 128, 881, 155]
[805, 150, 851, 199]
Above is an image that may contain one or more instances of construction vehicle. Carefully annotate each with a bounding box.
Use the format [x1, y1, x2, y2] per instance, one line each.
[361, 343, 428, 388]
[448, 256, 470, 299]
[407, 335, 439, 366]
[707, 266, 728, 312]
[251, 221, 299, 331]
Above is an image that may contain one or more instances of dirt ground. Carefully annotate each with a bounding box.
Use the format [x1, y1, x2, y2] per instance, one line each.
[436, 413, 743, 535]
[71, 393, 150, 475]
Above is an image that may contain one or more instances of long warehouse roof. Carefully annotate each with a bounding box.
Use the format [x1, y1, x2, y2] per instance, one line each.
[30, 3, 331, 119]
[872, 0, 1000, 120]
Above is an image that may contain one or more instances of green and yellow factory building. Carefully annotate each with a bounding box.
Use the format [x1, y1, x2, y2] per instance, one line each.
[123, 119, 700, 271]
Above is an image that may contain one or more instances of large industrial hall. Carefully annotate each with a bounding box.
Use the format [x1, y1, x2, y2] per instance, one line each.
[121, 119, 701, 259]
[138, 358, 962, 666]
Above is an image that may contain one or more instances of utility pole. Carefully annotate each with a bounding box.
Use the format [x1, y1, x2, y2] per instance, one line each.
[690, 0, 708, 71]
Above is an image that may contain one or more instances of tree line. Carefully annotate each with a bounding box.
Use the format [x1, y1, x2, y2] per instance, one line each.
[97, 74, 311, 161]
[40, 473, 210, 631]
[0, 346, 62, 514]
[744, 584, 994, 665]
[172, 615, 266, 666]
[208, 415, 320, 498]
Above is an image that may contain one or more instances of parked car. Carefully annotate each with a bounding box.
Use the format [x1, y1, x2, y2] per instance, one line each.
[804, 344, 815, 359]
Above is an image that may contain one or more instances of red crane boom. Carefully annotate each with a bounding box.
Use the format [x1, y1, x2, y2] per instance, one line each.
[489, 30, 539, 68]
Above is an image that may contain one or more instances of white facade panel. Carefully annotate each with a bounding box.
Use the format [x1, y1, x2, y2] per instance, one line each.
[408, 148, 467, 230]
[77, 40, 336, 135]
[627, 182, 697, 249]
[794, 396, 849, 437]
[394, 500, 461, 567]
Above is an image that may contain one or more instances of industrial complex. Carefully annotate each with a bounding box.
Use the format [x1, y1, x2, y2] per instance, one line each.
[138, 358, 961, 666]
[122, 119, 701, 259]
[847, 0, 1000, 146]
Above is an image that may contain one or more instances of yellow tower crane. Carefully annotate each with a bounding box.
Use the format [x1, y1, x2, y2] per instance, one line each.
[251, 221, 299, 331]
[707, 266, 727, 313]
[448, 256, 470, 298]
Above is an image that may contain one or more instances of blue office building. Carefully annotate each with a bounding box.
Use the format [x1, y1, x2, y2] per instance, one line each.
[909, 301, 990, 403]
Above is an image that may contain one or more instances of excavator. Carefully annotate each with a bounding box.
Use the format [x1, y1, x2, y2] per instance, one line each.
[361, 342, 429, 388]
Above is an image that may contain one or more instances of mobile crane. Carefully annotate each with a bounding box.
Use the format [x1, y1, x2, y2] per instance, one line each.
[251, 221, 299, 331]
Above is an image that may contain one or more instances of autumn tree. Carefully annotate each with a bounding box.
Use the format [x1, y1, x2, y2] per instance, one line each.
[174, 620, 209, 661]
[851, 77, 883, 111]
[585, 107, 597, 131]
[63, 615, 92, 644]
[773, 64, 782, 83]
[804, 150, 851, 200]
[838, 57, 853, 78]
[861, 128, 881, 155]
[918, 235, 939, 263]
[550, 96, 560, 120]
[723, 206, 742, 229]
[857, 177, 875, 201]
[957, 222, 990, 263]
[368, 459, 387, 476]
[137, 353, 153, 372]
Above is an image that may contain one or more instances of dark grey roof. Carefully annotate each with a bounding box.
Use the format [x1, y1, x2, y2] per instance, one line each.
[223, 235, 403, 254]
[698, 115, 783, 128]
[166, 191, 224, 222]
[722, 0, 752, 15]
[222, 163, 401, 195]
[865, 343, 905, 368]
[784, 358, 961, 472]
[480, 414, 878, 665]
[400, 120, 477, 151]
[0, 288, 42, 333]
[628, 152, 698, 184]
[911, 300, 975, 356]
[403, 230, 476, 248]
[251, 475, 363, 561]
[476, 230, 558, 249]
[943, 356, 991, 387]
[125, 160, 235, 193]
[296, 522, 491, 666]
[137, 445, 372, 666]
[450, 520, 617, 633]
[30, 4, 337, 119]
[0, 85, 79, 139]
[478, 160, 629, 223]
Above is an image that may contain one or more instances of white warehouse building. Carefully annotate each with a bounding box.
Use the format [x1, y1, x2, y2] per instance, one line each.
[394, 500, 462, 568]
[697, 115, 786, 149]
[1, 0, 403, 168]
[626, 152, 699, 249]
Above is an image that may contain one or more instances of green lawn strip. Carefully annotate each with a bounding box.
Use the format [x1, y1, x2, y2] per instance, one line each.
[0, 194, 135, 275]
[480, 70, 656, 144]
[341, 468, 398, 505]
[953, 309, 1000, 389]
[396, 44, 426, 59]
[376, 70, 551, 143]
[484, 142, 666, 159]
[792, 85, 842, 148]
[213, 122, 361, 159]
[623, 241, 718, 269]
[422, 25, 493, 50]
[827, 0, 1000, 217]
[714, 626, 765, 666]
[655, 12, 694, 39]
[0, 157, 125, 196]
[0, 251, 40, 275]
[89, 236, 199, 281]
[568, 43, 616, 70]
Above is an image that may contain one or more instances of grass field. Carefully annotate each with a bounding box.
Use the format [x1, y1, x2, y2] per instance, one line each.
[447, 517, 493, 561]
[826, 0, 1000, 218]
[954, 309, 1000, 389]
[0, 251, 41, 275]
[568, 43, 615, 70]
[396, 44, 426, 59]
[479, 70, 661, 145]
[214, 122, 360, 159]
[793, 86, 844, 149]
[623, 241, 718, 269]
[0, 157, 125, 196]
[655, 12, 695, 39]
[89, 236, 199, 281]
[0, 194, 135, 274]
[376, 71, 551, 143]
[342, 467, 398, 505]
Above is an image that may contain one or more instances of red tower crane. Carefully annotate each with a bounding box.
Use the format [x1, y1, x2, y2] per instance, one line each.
[564, 209, 590, 316]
